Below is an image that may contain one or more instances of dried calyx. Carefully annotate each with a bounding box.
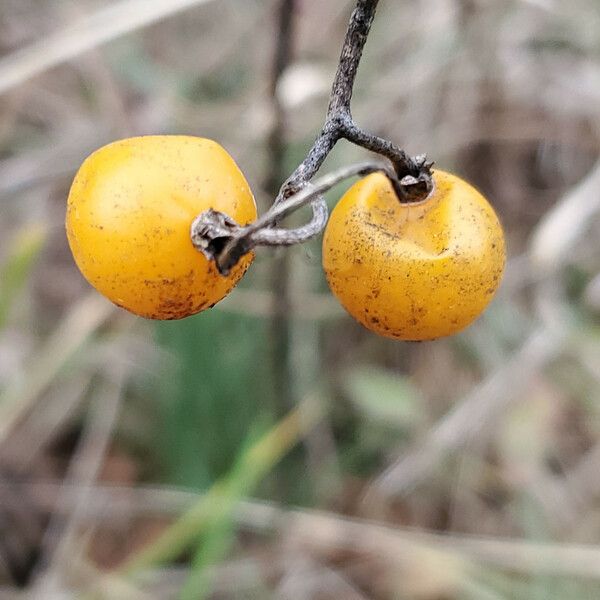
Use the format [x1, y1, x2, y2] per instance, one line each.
[191, 158, 433, 275]
[398, 154, 435, 203]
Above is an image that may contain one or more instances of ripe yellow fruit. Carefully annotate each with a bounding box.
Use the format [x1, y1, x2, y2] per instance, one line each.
[66, 136, 257, 319]
[322, 170, 505, 340]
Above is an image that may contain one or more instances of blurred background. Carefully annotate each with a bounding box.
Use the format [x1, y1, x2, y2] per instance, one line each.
[1, 0, 600, 598]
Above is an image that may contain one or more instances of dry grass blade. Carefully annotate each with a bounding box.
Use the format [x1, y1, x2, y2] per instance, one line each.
[0, 0, 218, 96]
[0, 293, 114, 446]
[15, 481, 600, 581]
[368, 327, 564, 498]
[32, 368, 126, 594]
[2, 375, 92, 470]
[285, 510, 600, 582]
[277, 557, 371, 600]
[530, 160, 600, 271]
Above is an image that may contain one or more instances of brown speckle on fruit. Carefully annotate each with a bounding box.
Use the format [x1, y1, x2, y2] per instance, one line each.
[322, 170, 506, 341]
[65, 135, 257, 320]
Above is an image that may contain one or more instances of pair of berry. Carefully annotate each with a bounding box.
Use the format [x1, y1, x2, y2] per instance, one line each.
[66, 136, 505, 341]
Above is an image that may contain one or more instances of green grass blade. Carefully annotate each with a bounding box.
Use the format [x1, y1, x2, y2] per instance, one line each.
[121, 394, 322, 577]
[0, 224, 46, 330]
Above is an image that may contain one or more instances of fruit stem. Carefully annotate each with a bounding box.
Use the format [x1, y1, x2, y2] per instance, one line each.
[191, 0, 434, 272]
[192, 162, 405, 275]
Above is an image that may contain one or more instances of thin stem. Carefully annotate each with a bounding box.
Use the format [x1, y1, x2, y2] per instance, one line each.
[276, 0, 380, 200]
[341, 120, 418, 178]
[266, 0, 296, 434]
[276, 131, 339, 201]
[327, 0, 380, 116]
[255, 162, 404, 229]
[191, 162, 404, 274]
[265, 0, 296, 197]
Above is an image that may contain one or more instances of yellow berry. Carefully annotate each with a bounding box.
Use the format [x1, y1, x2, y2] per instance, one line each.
[322, 170, 505, 340]
[66, 135, 256, 319]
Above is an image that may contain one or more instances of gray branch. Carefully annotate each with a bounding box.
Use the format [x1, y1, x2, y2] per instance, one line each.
[191, 0, 434, 275]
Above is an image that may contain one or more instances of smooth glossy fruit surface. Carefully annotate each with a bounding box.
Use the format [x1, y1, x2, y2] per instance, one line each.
[66, 135, 257, 319]
[322, 170, 505, 340]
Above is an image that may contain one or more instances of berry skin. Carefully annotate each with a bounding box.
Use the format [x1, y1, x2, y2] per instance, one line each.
[66, 135, 257, 319]
[322, 170, 505, 341]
